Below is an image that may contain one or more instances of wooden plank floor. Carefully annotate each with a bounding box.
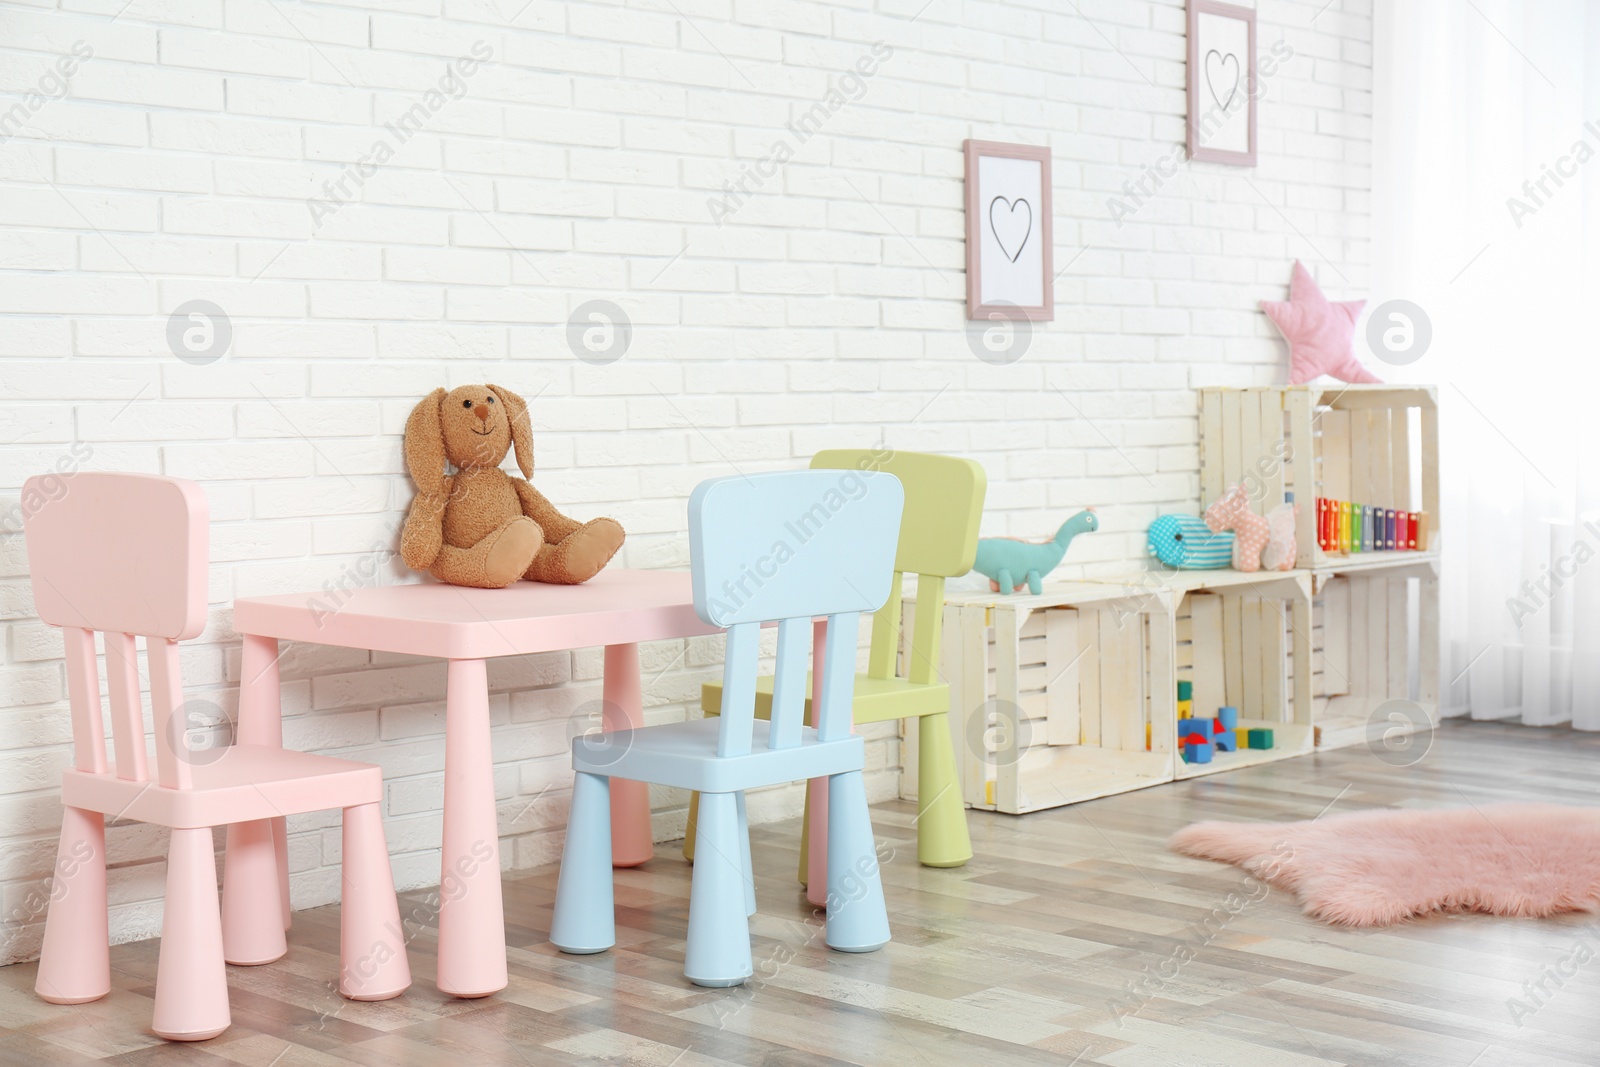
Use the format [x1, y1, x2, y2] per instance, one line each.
[6, 719, 1600, 1066]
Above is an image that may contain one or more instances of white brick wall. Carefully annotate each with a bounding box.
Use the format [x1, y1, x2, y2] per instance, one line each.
[0, 0, 1371, 960]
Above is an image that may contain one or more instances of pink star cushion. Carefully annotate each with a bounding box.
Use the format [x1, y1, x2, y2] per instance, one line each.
[1260, 260, 1381, 385]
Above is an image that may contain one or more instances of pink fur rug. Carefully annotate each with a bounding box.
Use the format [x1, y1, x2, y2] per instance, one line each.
[1169, 804, 1600, 927]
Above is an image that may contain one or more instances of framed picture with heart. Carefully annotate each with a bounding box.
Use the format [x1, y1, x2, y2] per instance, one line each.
[963, 138, 1053, 322]
[1187, 0, 1256, 166]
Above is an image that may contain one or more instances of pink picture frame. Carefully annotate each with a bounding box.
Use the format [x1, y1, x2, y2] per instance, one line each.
[1186, 0, 1257, 167]
[964, 139, 1053, 322]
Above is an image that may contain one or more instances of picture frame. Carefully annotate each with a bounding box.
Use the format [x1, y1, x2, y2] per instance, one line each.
[1186, 0, 1257, 167]
[964, 139, 1053, 322]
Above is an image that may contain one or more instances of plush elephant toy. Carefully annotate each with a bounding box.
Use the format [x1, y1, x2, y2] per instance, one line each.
[399, 384, 625, 589]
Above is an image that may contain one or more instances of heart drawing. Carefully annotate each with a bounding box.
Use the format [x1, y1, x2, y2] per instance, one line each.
[1204, 49, 1241, 112]
[988, 196, 1032, 263]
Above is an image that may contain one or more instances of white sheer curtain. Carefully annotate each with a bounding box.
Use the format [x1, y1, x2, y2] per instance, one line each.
[1373, 0, 1600, 727]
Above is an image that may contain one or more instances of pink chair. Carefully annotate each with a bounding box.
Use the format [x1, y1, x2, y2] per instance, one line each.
[23, 472, 410, 1041]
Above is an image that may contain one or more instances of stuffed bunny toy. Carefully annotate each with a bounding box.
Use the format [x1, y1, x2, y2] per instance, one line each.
[399, 384, 625, 589]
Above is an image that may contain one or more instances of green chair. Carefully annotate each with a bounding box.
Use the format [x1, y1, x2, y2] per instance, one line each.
[684, 449, 987, 878]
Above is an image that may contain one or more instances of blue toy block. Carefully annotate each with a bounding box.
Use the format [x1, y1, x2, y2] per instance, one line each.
[1217, 706, 1239, 731]
[1183, 741, 1214, 764]
[1214, 731, 1238, 752]
[1178, 718, 1208, 738]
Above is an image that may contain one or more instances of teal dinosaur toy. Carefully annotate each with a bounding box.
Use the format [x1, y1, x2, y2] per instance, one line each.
[973, 509, 1098, 595]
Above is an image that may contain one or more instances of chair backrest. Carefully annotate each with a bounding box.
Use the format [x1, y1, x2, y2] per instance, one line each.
[810, 449, 986, 686]
[23, 472, 210, 790]
[689, 469, 904, 756]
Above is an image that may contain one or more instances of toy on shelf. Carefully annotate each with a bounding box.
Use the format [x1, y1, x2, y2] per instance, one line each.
[1154, 680, 1200, 752]
[1260, 259, 1382, 386]
[1262, 498, 1299, 571]
[401, 384, 626, 589]
[1315, 497, 1428, 556]
[973, 509, 1097, 595]
[1147, 514, 1233, 570]
[1203, 484, 1271, 572]
[1175, 693, 1267, 763]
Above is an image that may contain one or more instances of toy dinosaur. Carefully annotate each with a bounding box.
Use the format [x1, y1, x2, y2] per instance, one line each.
[973, 509, 1098, 595]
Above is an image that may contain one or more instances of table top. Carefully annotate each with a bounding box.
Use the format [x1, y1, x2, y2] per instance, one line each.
[233, 568, 721, 659]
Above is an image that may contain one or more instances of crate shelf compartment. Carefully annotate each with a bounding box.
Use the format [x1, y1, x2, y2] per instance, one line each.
[1197, 384, 1440, 575]
[930, 582, 1178, 814]
[1310, 555, 1441, 750]
[1158, 569, 1316, 779]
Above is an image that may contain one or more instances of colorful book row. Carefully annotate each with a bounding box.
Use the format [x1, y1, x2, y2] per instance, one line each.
[1316, 498, 1428, 554]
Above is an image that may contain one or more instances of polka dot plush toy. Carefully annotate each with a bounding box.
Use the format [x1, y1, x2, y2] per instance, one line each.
[1203, 484, 1270, 572]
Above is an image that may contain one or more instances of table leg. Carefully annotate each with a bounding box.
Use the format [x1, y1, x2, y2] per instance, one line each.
[437, 658, 507, 998]
[604, 643, 653, 867]
[224, 635, 290, 965]
[804, 619, 829, 908]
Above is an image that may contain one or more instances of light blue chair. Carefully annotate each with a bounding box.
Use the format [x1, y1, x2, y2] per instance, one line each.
[549, 469, 903, 987]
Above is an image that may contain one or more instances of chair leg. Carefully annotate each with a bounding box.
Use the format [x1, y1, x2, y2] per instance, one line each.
[153, 827, 230, 1042]
[683, 791, 752, 987]
[682, 790, 699, 863]
[550, 771, 616, 954]
[682, 694, 721, 865]
[824, 770, 890, 953]
[35, 806, 109, 1006]
[334, 806, 409, 998]
[916, 712, 972, 868]
[734, 791, 755, 917]
[338, 803, 410, 1000]
[222, 819, 287, 966]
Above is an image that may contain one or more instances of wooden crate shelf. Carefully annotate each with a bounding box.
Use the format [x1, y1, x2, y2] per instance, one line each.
[925, 582, 1178, 814]
[1198, 384, 1440, 573]
[1310, 555, 1441, 750]
[1152, 569, 1315, 778]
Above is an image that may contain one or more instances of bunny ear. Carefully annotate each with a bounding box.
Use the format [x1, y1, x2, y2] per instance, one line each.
[488, 384, 532, 479]
[404, 388, 448, 491]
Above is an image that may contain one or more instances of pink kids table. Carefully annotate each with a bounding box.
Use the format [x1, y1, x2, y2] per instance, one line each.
[232, 568, 719, 998]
